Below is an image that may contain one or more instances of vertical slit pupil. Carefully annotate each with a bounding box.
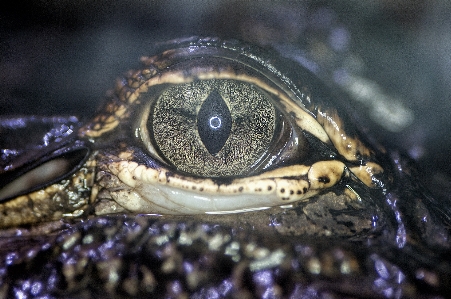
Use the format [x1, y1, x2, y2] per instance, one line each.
[197, 90, 232, 155]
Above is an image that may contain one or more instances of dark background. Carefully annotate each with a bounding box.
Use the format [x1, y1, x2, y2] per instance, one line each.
[1, 0, 450, 200]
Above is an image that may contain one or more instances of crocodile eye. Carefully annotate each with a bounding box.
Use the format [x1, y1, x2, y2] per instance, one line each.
[140, 79, 301, 177]
[83, 37, 384, 215]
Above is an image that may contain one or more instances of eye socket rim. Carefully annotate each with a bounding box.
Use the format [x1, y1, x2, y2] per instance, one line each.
[123, 43, 334, 180]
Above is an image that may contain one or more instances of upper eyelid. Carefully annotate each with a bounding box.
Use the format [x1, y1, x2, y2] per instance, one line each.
[81, 59, 331, 149]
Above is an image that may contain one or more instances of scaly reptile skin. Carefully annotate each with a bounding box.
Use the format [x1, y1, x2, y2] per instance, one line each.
[1, 36, 450, 299]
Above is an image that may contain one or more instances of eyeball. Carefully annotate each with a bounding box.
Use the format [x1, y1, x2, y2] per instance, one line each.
[142, 79, 300, 177]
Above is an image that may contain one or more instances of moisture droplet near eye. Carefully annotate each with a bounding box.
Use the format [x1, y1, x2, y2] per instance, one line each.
[149, 79, 276, 177]
[197, 90, 232, 155]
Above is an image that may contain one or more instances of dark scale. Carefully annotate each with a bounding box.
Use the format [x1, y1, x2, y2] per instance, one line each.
[197, 90, 232, 155]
